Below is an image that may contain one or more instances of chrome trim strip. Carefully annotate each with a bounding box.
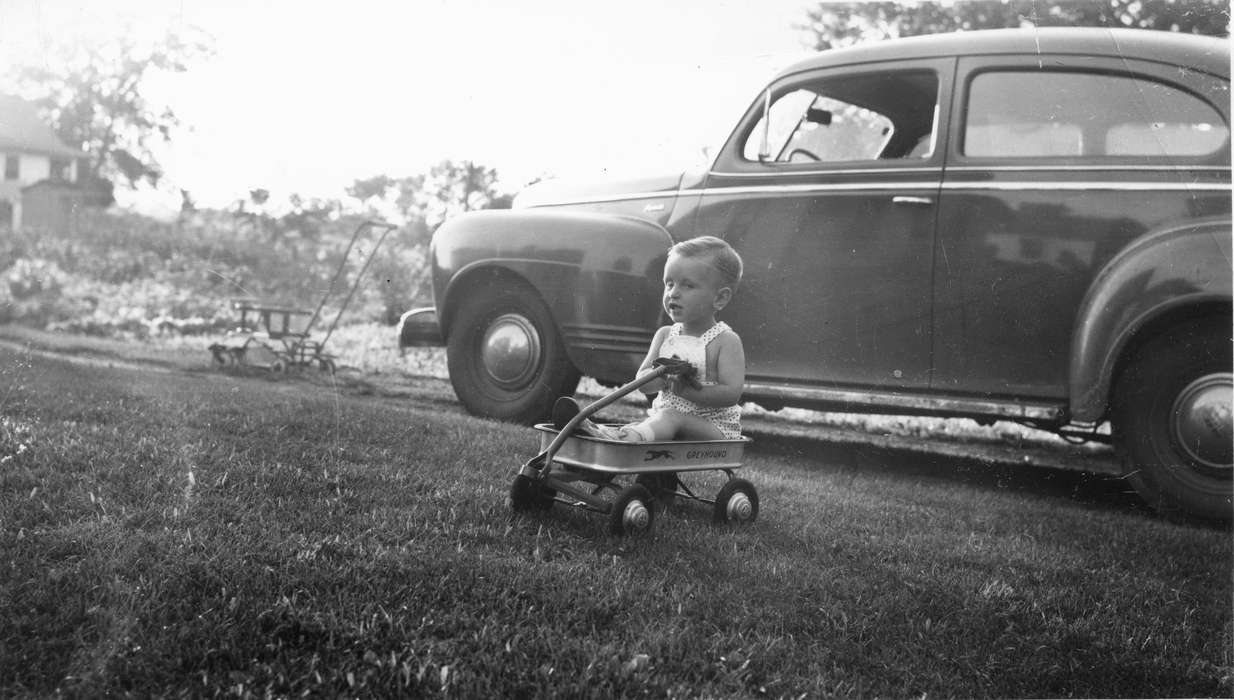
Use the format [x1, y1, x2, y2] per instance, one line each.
[562, 325, 652, 354]
[941, 181, 1231, 191]
[561, 323, 653, 337]
[700, 181, 1229, 198]
[529, 177, 1229, 208]
[711, 164, 1231, 177]
[523, 191, 678, 208]
[709, 167, 941, 178]
[743, 381, 1066, 421]
[946, 164, 1231, 172]
[566, 341, 644, 354]
[701, 182, 940, 197]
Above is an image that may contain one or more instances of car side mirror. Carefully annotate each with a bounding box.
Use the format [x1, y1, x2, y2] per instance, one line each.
[805, 107, 833, 125]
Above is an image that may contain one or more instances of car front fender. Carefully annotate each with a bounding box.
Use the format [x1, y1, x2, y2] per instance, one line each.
[431, 209, 675, 382]
[1069, 216, 1233, 422]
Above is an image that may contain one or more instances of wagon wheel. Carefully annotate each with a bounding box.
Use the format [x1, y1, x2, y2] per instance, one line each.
[609, 484, 655, 536]
[271, 359, 287, 373]
[510, 474, 556, 512]
[318, 358, 336, 375]
[712, 478, 758, 525]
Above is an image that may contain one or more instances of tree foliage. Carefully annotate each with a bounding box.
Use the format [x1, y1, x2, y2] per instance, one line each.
[6, 29, 214, 205]
[346, 159, 511, 236]
[345, 159, 513, 320]
[800, 0, 1229, 50]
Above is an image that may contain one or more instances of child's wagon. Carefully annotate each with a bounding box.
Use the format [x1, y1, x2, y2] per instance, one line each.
[511, 358, 758, 536]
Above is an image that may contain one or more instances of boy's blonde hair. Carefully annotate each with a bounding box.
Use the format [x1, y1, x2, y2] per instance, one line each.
[669, 236, 744, 289]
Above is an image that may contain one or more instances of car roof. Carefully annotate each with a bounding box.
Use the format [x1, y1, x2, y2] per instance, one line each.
[775, 27, 1230, 80]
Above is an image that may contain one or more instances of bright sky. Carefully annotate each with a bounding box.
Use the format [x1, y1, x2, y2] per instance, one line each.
[0, 0, 818, 214]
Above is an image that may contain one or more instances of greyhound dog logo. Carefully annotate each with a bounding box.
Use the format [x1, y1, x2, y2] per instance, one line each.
[644, 449, 674, 462]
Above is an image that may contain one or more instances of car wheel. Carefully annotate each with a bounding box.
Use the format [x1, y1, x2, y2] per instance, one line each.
[609, 484, 655, 536]
[1112, 318, 1232, 521]
[713, 478, 759, 525]
[446, 279, 580, 424]
[510, 474, 556, 512]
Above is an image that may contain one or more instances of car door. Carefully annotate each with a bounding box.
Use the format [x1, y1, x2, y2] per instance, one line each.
[932, 52, 1231, 400]
[694, 59, 950, 393]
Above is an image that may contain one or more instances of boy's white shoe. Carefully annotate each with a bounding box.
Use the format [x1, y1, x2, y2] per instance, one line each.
[580, 421, 628, 441]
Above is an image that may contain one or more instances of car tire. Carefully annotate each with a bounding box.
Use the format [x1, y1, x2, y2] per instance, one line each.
[446, 279, 580, 424]
[1112, 317, 1232, 521]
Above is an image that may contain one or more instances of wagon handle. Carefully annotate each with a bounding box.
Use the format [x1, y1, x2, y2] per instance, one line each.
[531, 362, 678, 474]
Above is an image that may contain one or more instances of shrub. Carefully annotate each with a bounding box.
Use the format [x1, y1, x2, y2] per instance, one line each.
[0, 209, 430, 336]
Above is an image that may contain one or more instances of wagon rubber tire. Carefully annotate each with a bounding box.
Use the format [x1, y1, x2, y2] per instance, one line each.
[1112, 318, 1232, 522]
[713, 478, 759, 525]
[609, 484, 655, 536]
[446, 280, 580, 424]
[510, 475, 556, 512]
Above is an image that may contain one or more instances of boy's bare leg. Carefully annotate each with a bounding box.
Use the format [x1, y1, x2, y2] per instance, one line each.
[575, 408, 727, 443]
[621, 409, 725, 442]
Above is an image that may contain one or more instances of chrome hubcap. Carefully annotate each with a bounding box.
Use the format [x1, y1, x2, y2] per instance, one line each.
[726, 492, 753, 522]
[623, 500, 650, 531]
[1171, 372, 1233, 475]
[481, 313, 541, 389]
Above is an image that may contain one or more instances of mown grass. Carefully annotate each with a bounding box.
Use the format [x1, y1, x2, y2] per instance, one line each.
[0, 343, 1230, 698]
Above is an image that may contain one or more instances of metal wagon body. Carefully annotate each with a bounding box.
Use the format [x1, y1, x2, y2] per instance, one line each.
[511, 359, 759, 535]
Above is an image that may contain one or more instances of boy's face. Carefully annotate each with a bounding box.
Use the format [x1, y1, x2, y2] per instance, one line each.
[662, 253, 731, 329]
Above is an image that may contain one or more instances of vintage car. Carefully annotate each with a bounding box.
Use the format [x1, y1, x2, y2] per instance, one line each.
[402, 28, 1232, 521]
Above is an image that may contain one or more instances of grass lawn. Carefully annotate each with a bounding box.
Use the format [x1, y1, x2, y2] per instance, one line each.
[0, 341, 1230, 698]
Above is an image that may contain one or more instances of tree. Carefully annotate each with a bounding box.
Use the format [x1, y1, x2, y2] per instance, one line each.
[5, 29, 214, 205]
[346, 160, 513, 321]
[346, 159, 511, 235]
[800, 0, 1228, 50]
[420, 159, 507, 231]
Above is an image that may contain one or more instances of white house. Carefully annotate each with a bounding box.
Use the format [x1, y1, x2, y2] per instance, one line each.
[0, 94, 88, 231]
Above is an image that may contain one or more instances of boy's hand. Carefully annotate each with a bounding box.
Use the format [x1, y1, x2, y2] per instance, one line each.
[653, 356, 701, 390]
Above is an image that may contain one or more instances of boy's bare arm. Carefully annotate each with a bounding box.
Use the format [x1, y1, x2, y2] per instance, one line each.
[635, 326, 673, 394]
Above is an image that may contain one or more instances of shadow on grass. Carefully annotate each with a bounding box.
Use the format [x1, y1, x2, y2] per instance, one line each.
[747, 431, 1170, 522]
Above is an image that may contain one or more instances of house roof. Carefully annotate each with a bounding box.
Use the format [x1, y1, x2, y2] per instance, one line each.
[0, 94, 87, 159]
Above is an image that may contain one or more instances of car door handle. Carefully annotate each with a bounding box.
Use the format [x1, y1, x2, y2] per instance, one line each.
[892, 195, 934, 206]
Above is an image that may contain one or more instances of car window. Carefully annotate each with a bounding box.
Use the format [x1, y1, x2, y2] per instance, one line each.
[964, 71, 1229, 158]
[743, 70, 939, 164]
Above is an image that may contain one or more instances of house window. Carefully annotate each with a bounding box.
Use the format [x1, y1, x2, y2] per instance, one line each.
[4, 155, 17, 180]
[50, 158, 70, 181]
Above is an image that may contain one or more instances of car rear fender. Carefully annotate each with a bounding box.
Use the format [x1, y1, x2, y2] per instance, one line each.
[1069, 215, 1233, 422]
[432, 209, 675, 380]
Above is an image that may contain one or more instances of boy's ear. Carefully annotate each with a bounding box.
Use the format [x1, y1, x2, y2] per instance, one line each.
[713, 286, 733, 311]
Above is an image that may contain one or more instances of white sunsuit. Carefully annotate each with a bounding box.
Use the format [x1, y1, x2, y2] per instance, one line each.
[649, 321, 742, 439]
